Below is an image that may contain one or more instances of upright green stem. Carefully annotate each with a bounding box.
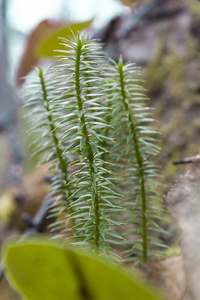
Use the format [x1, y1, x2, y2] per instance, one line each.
[38, 67, 75, 229]
[118, 58, 148, 262]
[75, 37, 100, 252]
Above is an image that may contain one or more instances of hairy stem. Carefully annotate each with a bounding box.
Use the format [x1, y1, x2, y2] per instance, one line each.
[118, 58, 148, 262]
[75, 37, 100, 252]
[38, 67, 75, 229]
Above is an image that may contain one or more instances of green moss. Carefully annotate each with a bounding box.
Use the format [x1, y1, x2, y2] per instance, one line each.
[144, 35, 168, 95]
[189, 2, 200, 19]
[143, 30, 200, 194]
[164, 246, 182, 258]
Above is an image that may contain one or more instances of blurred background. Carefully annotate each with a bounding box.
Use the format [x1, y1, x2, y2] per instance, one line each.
[1, 0, 200, 298]
[5, 0, 124, 80]
[0, 0, 125, 189]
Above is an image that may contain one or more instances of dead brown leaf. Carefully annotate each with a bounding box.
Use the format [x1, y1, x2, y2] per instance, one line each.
[16, 19, 63, 86]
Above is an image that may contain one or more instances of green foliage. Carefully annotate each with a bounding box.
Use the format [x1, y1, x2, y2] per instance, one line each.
[104, 57, 166, 262]
[3, 238, 163, 300]
[24, 34, 166, 262]
[24, 66, 75, 235]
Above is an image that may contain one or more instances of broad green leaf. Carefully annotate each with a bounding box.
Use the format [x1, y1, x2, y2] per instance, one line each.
[37, 20, 93, 58]
[4, 238, 163, 300]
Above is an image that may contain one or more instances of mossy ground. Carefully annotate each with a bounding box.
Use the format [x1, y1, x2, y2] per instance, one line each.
[144, 30, 200, 195]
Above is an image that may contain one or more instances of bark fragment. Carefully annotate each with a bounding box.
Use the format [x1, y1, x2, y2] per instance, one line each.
[165, 155, 200, 300]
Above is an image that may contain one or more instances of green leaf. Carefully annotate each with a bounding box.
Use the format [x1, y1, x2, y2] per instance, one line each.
[4, 238, 163, 300]
[37, 20, 93, 58]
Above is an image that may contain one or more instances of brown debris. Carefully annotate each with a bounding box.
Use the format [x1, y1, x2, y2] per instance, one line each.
[16, 19, 63, 86]
[165, 155, 200, 300]
[138, 255, 187, 300]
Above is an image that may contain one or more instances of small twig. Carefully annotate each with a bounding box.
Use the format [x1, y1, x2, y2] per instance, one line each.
[173, 156, 196, 165]
[173, 154, 200, 165]
[21, 195, 52, 233]
[0, 264, 4, 281]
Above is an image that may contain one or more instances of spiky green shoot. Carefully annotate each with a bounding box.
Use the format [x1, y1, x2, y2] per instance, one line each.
[104, 56, 165, 262]
[24, 67, 75, 235]
[23, 34, 166, 262]
[51, 34, 123, 256]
